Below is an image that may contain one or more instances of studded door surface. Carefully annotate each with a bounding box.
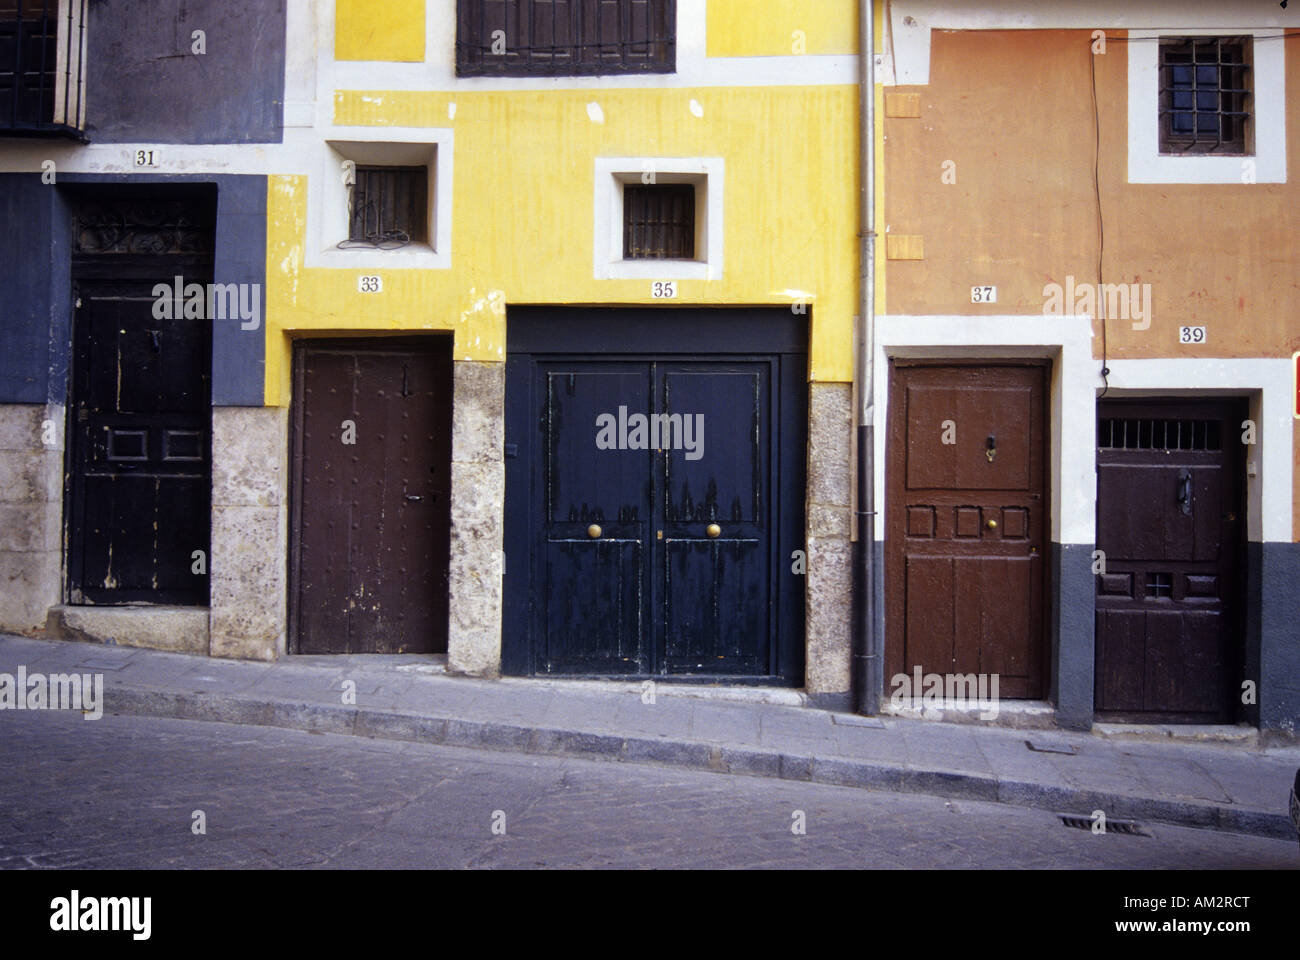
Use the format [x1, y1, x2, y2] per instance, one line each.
[290, 340, 452, 654]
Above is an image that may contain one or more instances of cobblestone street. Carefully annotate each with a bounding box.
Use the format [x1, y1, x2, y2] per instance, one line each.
[2, 711, 1295, 870]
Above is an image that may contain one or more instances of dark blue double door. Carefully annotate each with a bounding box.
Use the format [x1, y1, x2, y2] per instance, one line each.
[504, 309, 806, 681]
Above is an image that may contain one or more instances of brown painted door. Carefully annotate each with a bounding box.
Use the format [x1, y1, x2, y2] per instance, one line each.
[1094, 399, 1244, 722]
[886, 362, 1048, 698]
[290, 339, 453, 654]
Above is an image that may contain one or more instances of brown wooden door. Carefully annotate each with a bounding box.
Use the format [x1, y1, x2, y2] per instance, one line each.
[886, 361, 1048, 698]
[289, 339, 453, 654]
[1094, 399, 1244, 722]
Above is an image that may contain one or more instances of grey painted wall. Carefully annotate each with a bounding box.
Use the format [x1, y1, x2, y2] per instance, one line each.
[1051, 542, 1095, 731]
[85, 0, 286, 144]
[0, 173, 266, 408]
[1258, 541, 1300, 734]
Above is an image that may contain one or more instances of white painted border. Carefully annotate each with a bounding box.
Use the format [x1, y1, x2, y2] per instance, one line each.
[1100, 358, 1294, 543]
[875, 314, 1097, 545]
[593, 157, 723, 281]
[874, 320, 1296, 545]
[1128, 30, 1287, 184]
[304, 126, 454, 270]
[887, 0, 1293, 86]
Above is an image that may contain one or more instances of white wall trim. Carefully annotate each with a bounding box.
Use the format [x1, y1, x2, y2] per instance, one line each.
[1128, 29, 1287, 184]
[875, 314, 1097, 545]
[304, 126, 454, 271]
[888, 0, 1294, 86]
[593, 157, 723, 281]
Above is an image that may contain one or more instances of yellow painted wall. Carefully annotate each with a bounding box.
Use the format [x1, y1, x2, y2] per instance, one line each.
[335, 0, 426, 62]
[264, 86, 860, 406]
[707, 0, 857, 57]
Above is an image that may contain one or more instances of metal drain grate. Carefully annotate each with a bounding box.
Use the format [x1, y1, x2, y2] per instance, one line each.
[1059, 813, 1152, 837]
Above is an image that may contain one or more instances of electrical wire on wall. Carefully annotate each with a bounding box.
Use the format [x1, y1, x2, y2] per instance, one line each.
[1089, 39, 1109, 399]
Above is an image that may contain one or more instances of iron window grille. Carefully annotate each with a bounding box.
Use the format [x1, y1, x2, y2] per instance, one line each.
[0, 0, 86, 138]
[1158, 36, 1252, 155]
[623, 183, 694, 259]
[456, 0, 675, 77]
[1098, 418, 1222, 452]
[345, 165, 428, 249]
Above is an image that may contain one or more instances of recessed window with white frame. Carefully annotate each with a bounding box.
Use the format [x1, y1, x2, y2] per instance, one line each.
[305, 132, 454, 270]
[1128, 29, 1286, 184]
[593, 157, 722, 281]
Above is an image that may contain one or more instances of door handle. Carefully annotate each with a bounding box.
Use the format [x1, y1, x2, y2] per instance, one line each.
[706, 523, 721, 538]
[404, 494, 423, 502]
[1176, 469, 1192, 516]
[986, 434, 997, 463]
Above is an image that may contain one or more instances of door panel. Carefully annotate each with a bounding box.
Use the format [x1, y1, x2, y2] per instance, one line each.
[541, 365, 651, 673]
[68, 286, 211, 605]
[661, 363, 770, 673]
[887, 362, 1048, 699]
[1094, 400, 1243, 721]
[505, 311, 804, 681]
[291, 341, 452, 654]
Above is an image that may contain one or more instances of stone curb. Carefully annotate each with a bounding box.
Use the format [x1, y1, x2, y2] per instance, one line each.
[101, 686, 1296, 842]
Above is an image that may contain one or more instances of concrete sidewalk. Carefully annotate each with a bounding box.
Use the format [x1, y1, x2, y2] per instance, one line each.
[3, 634, 1298, 841]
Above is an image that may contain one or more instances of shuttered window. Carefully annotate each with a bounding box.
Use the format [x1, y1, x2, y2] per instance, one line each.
[347, 165, 428, 247]
[456, 0, 675, 77]
[623, 183, 694, 259]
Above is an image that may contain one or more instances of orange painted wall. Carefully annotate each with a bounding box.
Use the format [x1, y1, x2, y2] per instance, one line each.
[884, 29, 1299, 360]
[884, 28, 1300, 541]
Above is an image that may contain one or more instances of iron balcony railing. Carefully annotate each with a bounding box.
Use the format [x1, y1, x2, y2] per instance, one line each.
[0, 0, 87, 138]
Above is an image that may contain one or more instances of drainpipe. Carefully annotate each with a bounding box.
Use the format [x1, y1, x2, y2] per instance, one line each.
[853, 0, 878, 715]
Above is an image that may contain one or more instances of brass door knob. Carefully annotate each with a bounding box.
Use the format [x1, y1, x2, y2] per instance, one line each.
[986, 518, 998, 530]
[587, 524, 602, 539]
[706, 523, 721, 538]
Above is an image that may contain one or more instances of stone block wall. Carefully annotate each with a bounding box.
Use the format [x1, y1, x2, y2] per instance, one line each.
[447, 360, 505, 677]
[0, 404, 64, 635]
[209, 406, 288, 660]
[804, 382, 854, 703]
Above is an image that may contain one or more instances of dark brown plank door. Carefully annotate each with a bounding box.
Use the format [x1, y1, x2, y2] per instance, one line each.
[1095, 401, 1244, 721]
[68, 284, 211, 605]
[660, 362, 772, 674]
[539, 363, 651, 673]
[291, 342, 452, 654]
[886, 363, 1048, 698]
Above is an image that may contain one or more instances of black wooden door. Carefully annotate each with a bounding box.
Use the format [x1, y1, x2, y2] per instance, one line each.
[289, 339, 453, 654]
[504, 308, 806, 681]
[1095, 399, 1245, 722]
[67, 282, 211, 605]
